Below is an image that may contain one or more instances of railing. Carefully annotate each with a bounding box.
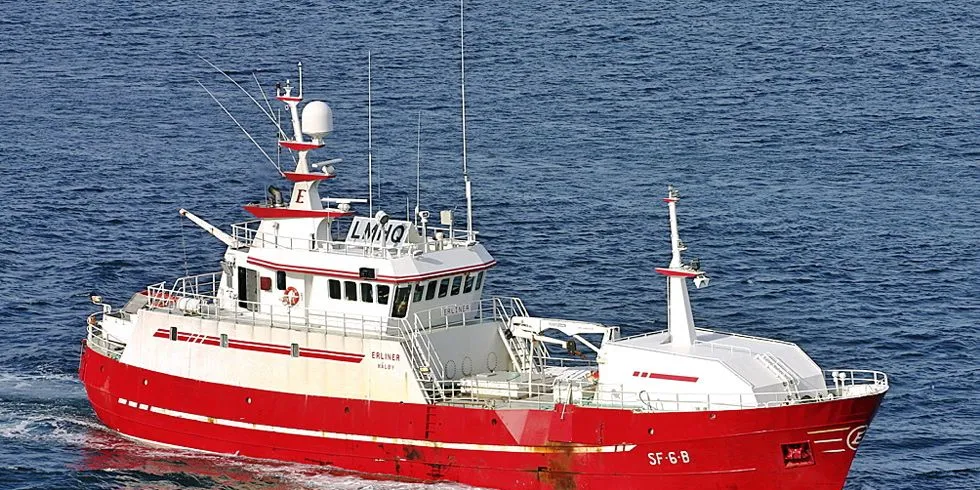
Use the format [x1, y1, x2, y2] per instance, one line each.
[144, 272, 394, 340]
[392, 317, 447, 402]
[619, 326, 797, 348]
[230, 221, 475, 259]
[430, 369, 889, 412]
[86, 322, 126, 360]
[493, 297, 537, 372]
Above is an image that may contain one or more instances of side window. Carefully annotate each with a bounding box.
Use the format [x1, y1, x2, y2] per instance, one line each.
[377, 285, 390, 305]
[329, 279, 341, 299]
[475, 271, 485, 291]
[344, 281, 357, 301]
[463, 274, 474, 293]
[425, 280, 437, 300]
[413, 283, 425, 302]
[391, 285, 412, 318]
[276, 271, 287, 291]
[438, 278, 450, 298]
[360, 283, 374, 303]
[450, 276, 462, 296]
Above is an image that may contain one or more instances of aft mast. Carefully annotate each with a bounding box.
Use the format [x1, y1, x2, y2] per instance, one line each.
[654, 185, 709, 347]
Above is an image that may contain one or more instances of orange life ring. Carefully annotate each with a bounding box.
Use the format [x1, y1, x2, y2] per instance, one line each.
[282, 286, 300, 307]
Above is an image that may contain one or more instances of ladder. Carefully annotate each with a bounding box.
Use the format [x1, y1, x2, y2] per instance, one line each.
[755, 352, 803, 399]
[493, 298, 535, 373]
[396, 318, 446, 402]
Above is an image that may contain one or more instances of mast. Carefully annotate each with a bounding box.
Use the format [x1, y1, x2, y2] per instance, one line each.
[274, 63, 330, 211]
[655, 186, 709, 347]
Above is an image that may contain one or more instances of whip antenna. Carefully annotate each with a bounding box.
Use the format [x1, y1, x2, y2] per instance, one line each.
[416, 110, 422, 225]
[460, 0, 474, 242]
[368, 51, 374, 217]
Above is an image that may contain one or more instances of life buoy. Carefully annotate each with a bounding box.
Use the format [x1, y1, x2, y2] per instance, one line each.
[282, 286, 300, 307]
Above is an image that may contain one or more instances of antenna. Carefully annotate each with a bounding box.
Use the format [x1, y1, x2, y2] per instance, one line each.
[298, 61, 303, 98]
[368, 51, 374, 217]
[460, 0, 475, 242]
[415, 110, 422, 225]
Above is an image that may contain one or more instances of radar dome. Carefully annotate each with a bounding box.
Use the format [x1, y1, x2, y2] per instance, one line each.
[301, 101, 334, 143]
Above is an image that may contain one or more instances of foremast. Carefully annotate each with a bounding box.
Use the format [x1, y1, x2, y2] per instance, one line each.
[275, 63, 328, 213]
[654, 186, 709, 347]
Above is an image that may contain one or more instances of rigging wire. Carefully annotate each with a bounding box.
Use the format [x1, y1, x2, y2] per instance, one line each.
[198, 56, 290, 138]
[196, 80, 283, 176]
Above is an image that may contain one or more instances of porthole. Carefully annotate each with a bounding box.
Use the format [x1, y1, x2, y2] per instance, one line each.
[462, 356, 473, 376]
[246, 397, 252, 404]
[648, 428, 655, 435]
[143, 379, 148, 386]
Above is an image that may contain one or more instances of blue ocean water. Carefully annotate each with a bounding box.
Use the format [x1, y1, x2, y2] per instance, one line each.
[0, 1, 977, 489]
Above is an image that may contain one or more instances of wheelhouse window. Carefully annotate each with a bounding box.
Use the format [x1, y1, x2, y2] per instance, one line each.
[328, 279, 341, 300]
[438, 278, 450, 298]
[413, 283, 425, 303]
[378, 285, 391, 305]
[463, 274, 474, 293]
[450, 276, 462, 296]
[344, 281, 357, 301]
[360, 283, 374, 303]
[475, 271, 485, 290]
[391, 285, 412, 318]
[276, 271, 287, 291]
[425, 280, 437, 300]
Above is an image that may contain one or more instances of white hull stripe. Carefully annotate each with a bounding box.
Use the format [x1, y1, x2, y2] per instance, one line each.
[813, 438, 843, 444]
[116, 398, 635, 454]
[807, 427, 850, 435]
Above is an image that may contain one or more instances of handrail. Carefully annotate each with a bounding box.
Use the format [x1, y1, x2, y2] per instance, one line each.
[144, 272, 395, 341]
[86, 322, 126, 360]
[430, 369, 888, 412]
[230, 221, 476, 258]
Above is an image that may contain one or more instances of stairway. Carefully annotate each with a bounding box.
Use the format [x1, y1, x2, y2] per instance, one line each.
[396, 318, 446, 402]
[755, 352, 803, 399]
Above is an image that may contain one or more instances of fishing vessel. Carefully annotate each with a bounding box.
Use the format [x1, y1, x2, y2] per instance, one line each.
[79, 59, 888, 490]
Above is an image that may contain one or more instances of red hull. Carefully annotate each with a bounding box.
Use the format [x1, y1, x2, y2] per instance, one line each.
[80, 344, 883, 490]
